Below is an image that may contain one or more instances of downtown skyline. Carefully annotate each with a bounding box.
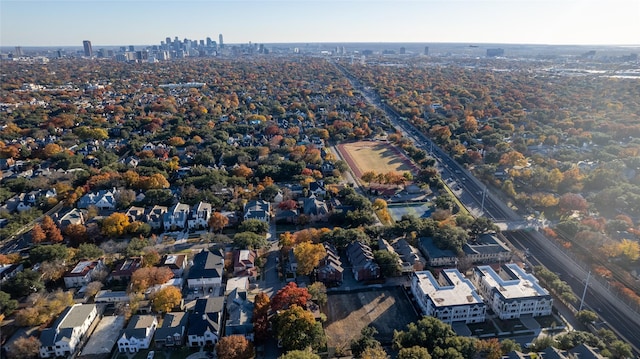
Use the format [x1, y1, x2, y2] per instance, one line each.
[1, 0, 639, 47]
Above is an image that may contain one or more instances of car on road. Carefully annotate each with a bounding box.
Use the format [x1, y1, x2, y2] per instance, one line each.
[147, 351, 155, 359]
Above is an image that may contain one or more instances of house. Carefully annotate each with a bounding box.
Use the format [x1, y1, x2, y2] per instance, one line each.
[94, 290, 130, 303]
[462, 234, 512, 264]
[418, 237, 459, 267]
[244, 200, 270, 222]
[39, 304, 98, 358]
[146, 205, 167, 230]
[63, 259, 106, 288]
[56, 208, 85, 229]
[117, 315, 158, 353]
[0, 263, 24, 283]
[233, 249, 257, 278]
[187, 248, 225, 295]
[275, 209, 298, 224]
[187, 296, 225, 347]
[111, 257, 143, 282]
[154, 312, 188, 348]
[308, 181, 326, 196]
[161, 254, 187, 278]
[472, 264, 553, 320]
[390, 238, 425, 273]
[125, 206, 146, 223]
[225, 289, 254, 339]
[316, 243, 343, 285]
[187, 201, 212, 230]
[164, 202, 190, 231]
[77, 188, 117, 210]
[225, 277, 249, 295]
[346, 241, 380, 281]
[301, 195, 329, 222]
[411, 269, 485, 324]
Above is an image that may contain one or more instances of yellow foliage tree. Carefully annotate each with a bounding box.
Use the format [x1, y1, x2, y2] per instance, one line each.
[293, 242, 326, 276]
[151, 286, 182, 313]
[101, 212, 131, 237]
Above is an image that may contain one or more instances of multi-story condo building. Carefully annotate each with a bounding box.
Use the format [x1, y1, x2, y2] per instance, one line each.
[411, 269, 485, 324]
[472, 264, 553, 320]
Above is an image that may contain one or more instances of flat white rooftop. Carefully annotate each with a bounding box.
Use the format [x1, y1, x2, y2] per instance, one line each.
[475, 263, 548, 299]
[414, 269, 483, 307]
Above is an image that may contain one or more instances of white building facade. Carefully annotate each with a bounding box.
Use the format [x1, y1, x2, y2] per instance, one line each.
[472, 264, 553, 320]
[411, 269, 485, 324]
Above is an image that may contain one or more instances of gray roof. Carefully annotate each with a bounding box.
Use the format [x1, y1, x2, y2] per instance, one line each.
[463, 233, 511, 255]
[155, 312, 187, 340]
[59, 304, 96, 328]
[123, 315, 156, 339]
[419, 237, 457, 258]
[39, 304, 96, 346]
[188, 249, 224, 280]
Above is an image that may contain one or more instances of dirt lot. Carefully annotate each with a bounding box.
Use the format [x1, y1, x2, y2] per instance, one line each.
[338, 141, 414, 179]
[323, 287, 419, 350]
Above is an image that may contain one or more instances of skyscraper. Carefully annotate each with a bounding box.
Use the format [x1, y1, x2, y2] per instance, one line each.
[219, 34, 224, 48]
[83, 40, 93, 57]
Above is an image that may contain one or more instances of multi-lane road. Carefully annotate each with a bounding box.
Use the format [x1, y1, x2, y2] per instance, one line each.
[335, 62, 640, 353]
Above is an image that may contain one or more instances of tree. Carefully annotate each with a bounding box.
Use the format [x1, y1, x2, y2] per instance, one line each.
[279, 350, 320, 359]
[30, 244, 69, 263]
[40, 215, 63, 243]
[85, 281, 104, 298]
[142, 250, 161, 267]
[351, 326, 382, 358]
[293, 242, 326, 276]
[65, 223, 89, 246]
[238, 219, 269, 234]
[75, 243, 104, 260]
[39, 260, 67, 282]
[233, 231, 267, 249]
[126, 237, 151, 257]
[468, 217, 499, 239]
[6, 269, 44, 297]
[393, 317, 457, 352]
[253, 292, 271, 343]
[373, 250, 401, 277]
[398, 346, 431, 359]
[609, 340, 633, 359]
[151, 286, 182, 313]
[558, 193, 588, 214]
[361, 346, 389, 359]
[576, 310, 598, 326]
[209, 212, 229, 233]
[30, 223, 46, 244]
[271, 282, 311, 312]
[130, 266, 174, 293]
[215, 335, 255, 359]
[274, 304, 325, 351]
[101, 212, 131, 237]
[8, 336, 40, 359]
[0, 290, 18, 316]
[500, 339, 521, 354]
[307, 282, 327, 306]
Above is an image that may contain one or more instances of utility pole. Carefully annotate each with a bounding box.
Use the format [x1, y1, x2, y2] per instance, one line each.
[481, 187, 487, 213]
[579, 271, 591, 311]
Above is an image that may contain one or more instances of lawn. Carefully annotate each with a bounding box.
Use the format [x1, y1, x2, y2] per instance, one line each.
[338, 141, 414, 179]
[494, 318, 526, 333]
[323, 287, 418, 351]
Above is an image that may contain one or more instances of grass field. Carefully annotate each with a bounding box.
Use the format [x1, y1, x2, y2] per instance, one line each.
[323, 288, 419, 350]
[338, 141, 414, 179]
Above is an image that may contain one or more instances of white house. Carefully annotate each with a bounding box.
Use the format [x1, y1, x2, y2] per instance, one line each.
[243, 200, 270, 222]
[472, 264, 553, 320]
[117, 315, 158, 353]
[77, 188, 117, 210]
[39, 304, 98, 358]
[63, 259, 105, 288]
[163, 202, 190, 230]
[187, 296, 225, 347]
[187, 201, 212, 230]
[411, 269, 486, 324]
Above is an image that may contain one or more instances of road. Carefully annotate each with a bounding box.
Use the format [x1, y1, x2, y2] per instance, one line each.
[507, 230, 640, 352]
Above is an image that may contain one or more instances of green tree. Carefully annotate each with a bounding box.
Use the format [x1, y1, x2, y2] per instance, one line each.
[307, 282, 327, 306]
[30, 244, 69, 263]
[274, 305, 325, 351]
[351, 326, 382, 358]
[238, 219, 270, 234]
[7, 269, 44, 297]
[398, 346, 431, 359]
[576, 310, 598, 326]
[0, 290, 18, 315]
[279, 350, 320, 359]
[373, 250, 401, 277]
[393, 317, 457, 352]
[233, 231, 267, 249]
[74, 243, 104, 260]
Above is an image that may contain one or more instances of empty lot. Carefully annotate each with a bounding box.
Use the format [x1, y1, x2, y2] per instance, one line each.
[323, 287, 419, 349]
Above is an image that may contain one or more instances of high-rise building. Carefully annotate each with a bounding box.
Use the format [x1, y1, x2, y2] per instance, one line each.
[83, 40, 93, 57]
[219, 34, 224, 48]
[14, 47, 23, 57]
[206, 37, 213, 47]
[424, 46, 429, 56]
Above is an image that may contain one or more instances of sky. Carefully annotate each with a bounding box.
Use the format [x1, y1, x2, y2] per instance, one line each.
[1, 0, 639, 47]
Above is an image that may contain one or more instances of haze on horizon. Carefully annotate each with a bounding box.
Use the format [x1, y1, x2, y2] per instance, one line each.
[1, 0, 639, 47]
